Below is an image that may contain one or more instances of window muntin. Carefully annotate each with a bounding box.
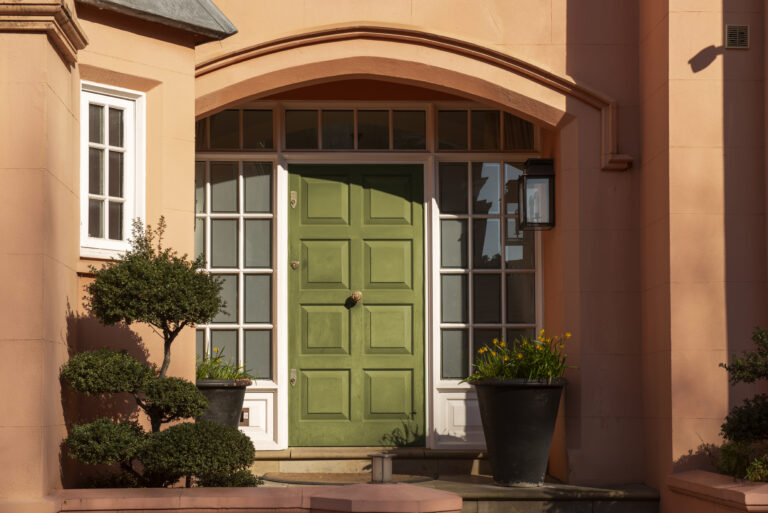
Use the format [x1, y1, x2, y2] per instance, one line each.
[80, 83, 144, 257]
[195, 160, 275, 380]
[436, 109, 534, 152]
[197, 109, 275, 151]
[281, 108, 428, 151]
[438, 161, 536, 380]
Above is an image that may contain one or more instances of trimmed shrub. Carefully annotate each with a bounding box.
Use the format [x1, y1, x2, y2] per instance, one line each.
[65, 418, 146, 465]
[86, 218, 222, 378]
[62, 218, 258, 488]
[142, 377, 208, 432]
[198, 469, 263, 487]
[60, 349, 151, 395]
[140, 421, 256, 482]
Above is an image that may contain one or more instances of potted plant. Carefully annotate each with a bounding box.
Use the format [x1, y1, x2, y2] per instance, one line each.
[463, 330, 572, 487]
[196, 348, 254, 427]
[60, 218, 260, 487]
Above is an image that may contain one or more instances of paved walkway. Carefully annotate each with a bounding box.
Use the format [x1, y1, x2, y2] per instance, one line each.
[261, 473, 660, 512]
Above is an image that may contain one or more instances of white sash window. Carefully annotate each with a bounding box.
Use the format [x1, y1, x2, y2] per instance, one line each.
[80, 82, 145, 257]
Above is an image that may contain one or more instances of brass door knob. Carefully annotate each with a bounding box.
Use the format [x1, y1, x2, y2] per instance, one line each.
[349, 291, 363, 304]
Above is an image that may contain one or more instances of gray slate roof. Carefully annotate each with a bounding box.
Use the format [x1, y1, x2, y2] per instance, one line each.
[77, 0, 237, 42]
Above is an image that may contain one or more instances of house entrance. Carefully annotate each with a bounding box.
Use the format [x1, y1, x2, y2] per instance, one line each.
[287, 164, 424, 446]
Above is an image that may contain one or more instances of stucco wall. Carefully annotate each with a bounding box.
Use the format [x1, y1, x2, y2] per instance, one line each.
[0, 3, 200, 503]
[640, 4, 768, 507]
[0, 29, 80, 507]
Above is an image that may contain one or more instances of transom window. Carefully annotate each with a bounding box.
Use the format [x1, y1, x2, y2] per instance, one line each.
[194, 160, 274, 379]
[438, 161, 536, 379]
[196, 107, 534, 153]
[80, 82, 145, 257]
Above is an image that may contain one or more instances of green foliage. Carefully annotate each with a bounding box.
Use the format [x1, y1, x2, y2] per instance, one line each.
[746, 455, 768, 481]
[717, 441, 753, 478]
[141, 377, 208, 431]
[140, 421, 256, 482]
[65, 418, 146, 466]
[380, 421, 425, 447]
[720, 327, 768, 384]
[63, 219, 257, 488]
[60, 349, 151, 395]
[463, 330, 572, 383]
[717, 327, 768, 479]
[86, 217, 223, 377]
[196, 347, 254, 380]
[722, 394, 768, 442]
[717, 441, 768, 481]
[197, 470, 263, 487]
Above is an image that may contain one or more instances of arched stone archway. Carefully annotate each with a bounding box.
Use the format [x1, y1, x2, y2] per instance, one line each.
[193, 26, 638, 484]
[195, 26, 630, 172]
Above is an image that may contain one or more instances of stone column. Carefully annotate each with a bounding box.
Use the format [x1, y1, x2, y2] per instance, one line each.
[0, 2, 86, 511]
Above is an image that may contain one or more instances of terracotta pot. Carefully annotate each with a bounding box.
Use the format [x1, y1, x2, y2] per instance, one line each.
[473, 378, 566, 486]
[195, 378, 251, 428]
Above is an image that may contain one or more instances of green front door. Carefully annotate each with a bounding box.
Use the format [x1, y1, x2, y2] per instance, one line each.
[288, 164, 424, 446]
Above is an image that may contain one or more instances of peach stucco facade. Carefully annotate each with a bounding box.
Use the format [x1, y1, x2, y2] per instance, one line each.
[0, 1, 764, 512]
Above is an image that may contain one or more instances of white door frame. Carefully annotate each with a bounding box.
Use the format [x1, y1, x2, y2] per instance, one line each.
[196, 100, 541, 450]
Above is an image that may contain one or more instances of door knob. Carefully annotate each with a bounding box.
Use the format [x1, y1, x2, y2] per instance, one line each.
[349, 291, 363, 304]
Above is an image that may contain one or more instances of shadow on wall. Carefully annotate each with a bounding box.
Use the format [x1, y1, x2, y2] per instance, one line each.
[672, 443, 720, 473]
[687, 45, 724, 73]
[60, 303, 150, 488]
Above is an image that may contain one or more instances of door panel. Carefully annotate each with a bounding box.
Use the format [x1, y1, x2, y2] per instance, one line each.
[289, 164, 424, 446]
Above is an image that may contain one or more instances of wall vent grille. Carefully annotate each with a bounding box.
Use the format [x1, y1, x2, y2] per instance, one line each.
[726, 25, 749, 49]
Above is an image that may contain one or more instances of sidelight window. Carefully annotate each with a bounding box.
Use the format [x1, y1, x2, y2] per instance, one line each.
[194, 160, 275, 379]
[438, 161, 537, 379]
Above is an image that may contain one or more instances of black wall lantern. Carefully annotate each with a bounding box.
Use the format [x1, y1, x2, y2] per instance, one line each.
[518, 158, 555, 230]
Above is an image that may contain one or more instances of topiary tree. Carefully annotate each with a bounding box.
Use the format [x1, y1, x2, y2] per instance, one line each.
[61, 218, 258, 487]
[86, 217, 223, 377]
[718, 327, 768, 481]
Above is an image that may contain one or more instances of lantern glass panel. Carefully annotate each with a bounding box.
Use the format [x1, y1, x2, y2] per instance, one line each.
[524, 177, 551, 225]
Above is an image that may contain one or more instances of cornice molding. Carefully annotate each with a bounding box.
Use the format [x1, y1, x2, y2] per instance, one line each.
[196, 26, 632, 171]
[0, 1, 87, 65]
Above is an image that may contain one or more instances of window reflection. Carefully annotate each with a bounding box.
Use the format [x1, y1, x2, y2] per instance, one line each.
[472, 162, 500, 214]
[473, 218, 501, 268]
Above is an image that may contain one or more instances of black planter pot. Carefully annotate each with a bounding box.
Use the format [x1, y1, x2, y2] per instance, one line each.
[473, 378, 566, 487]
[196, 378, 251, 428]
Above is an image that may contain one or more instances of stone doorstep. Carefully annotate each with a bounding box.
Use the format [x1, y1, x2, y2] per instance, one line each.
[250, 448, 491, 477]
[252, 448, 488, 461]
[54, 483, 462, 513]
